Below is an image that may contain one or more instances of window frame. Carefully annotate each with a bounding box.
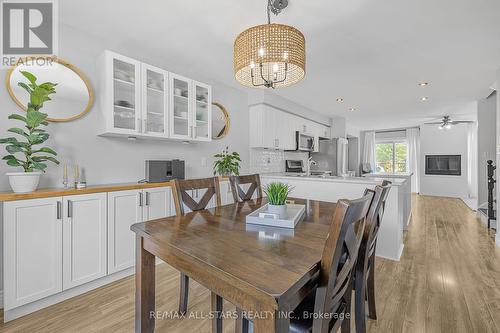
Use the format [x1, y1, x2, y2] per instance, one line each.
[375, 139, 408, 174]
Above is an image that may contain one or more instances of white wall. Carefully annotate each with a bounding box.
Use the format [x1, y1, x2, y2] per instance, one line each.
[477, 92, 497, 204]
[496, 69, 500, 247]
[420, 123, 469, 198]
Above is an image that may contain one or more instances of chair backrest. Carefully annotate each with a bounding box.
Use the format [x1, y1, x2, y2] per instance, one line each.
[229, 174, 263, 202]
[172, 177, 222, 216]
[312, 192, 373, 332]
[357, 183, 390, 263]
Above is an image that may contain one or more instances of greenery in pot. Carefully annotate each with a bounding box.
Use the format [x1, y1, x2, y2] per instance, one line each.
[0, 71, 59, 172]
[264, 182, 293, 206]
[213, 146, 241, 176]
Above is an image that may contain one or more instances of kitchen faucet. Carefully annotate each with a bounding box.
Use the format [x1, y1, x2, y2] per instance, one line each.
[306, 157, 318, 176]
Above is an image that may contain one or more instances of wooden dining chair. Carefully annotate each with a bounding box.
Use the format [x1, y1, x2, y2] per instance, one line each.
[171, 177, 222, 316]
[236, 192, 374, 333]
[354, 181, 391, 333]
[229, 174, 263, 202]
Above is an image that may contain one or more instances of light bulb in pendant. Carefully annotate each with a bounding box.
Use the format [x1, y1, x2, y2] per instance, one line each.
[250, 61, 255, 69]
[258, 47, 265, 57]
[283, 51, 288, 60]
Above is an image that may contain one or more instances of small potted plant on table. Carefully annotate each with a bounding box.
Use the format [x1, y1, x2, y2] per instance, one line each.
[263, 182, 293, 218]
[0, 71, 59, 193]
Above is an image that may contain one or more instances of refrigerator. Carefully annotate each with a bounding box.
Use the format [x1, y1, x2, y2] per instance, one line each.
[311, 138, 349, 176]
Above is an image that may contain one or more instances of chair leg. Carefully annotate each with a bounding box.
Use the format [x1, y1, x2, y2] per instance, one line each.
[354, 270, 367, 333]
[211, 292, 223, 333]
[178, 273, 189, 315]
[341, 284, 353, 333]
[235, 308, 249, 333]
[367, 256, 377, 320]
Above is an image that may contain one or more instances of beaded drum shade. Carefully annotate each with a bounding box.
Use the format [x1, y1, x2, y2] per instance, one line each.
[234, 23, 305, 89]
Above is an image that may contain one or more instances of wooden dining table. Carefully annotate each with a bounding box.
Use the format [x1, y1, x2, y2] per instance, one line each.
[131, 197, 337, 333]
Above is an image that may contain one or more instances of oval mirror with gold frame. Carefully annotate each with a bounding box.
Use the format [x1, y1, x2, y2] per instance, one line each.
[6, 56, 94, 122]
[212, 102, 230, 140]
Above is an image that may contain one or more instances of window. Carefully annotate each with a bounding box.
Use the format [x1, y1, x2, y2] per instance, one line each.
[375, 141, 408, 173]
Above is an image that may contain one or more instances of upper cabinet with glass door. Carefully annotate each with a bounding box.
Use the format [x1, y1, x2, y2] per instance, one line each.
[169, 73, 192, 140]
[99, 50, 211, 142]
[193, 81, 212, 141]
[141, 64, 168, 137]
[106, 52, 141, 135]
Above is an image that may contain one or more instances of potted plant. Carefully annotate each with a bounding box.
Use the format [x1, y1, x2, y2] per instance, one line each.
[263, 182, 293, 218]
[213, 146, 241, 176]
[0, 71, 59, 193]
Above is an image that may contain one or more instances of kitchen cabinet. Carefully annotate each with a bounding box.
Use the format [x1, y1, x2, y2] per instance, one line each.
[141, 63, 169, 137]
[108, 187, 172, 274]
[249, 104, 330, 151]
[4, 198, 63, 309]
[100, 50, 211, 142]
[63, 193, 107, 290]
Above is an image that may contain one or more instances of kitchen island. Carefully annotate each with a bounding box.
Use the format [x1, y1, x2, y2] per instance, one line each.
[261, 173, 411, 261]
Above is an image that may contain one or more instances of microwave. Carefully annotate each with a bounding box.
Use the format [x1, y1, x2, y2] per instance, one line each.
[296, 131, 315, 151]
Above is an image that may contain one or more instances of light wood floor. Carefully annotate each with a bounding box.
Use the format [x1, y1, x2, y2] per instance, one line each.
[1, 195, 500, 333]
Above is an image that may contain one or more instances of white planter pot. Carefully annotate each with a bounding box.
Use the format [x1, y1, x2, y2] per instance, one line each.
[268, 204, 287, 218]
[6, 172, 42, 193]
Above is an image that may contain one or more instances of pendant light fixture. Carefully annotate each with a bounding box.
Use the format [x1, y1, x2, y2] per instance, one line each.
[233, 0, 306, 89]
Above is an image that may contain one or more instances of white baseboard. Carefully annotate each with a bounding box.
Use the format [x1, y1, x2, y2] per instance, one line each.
[0, 291, 3, 309]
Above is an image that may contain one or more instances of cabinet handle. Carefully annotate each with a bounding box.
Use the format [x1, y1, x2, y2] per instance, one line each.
[68, 200, 73, 218]
[139, 192, 143, 207]
[57, 201, 62, 220]
[143, 119, 147, 133]
[145, 192, 150, 206]
[193, 126, 197, 138]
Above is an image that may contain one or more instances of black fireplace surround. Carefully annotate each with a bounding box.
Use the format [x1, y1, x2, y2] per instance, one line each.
[425, 155, 461, 176]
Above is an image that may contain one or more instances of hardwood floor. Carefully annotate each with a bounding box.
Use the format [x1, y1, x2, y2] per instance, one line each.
[1, 195, 499, 333]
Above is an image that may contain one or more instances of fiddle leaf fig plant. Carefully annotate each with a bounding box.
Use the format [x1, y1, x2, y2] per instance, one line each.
[213, 146, 241, 176]
[0, 71, 59, 172]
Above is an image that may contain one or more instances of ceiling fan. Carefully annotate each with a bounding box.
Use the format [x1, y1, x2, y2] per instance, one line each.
[424, 115, 473, 130]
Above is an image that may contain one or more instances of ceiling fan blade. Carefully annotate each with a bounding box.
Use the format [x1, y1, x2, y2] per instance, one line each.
[424, 122, 443, 124]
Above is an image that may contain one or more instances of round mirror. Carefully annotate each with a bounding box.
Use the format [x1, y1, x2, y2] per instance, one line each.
[6, 57, 94, 122]
[212, 102, 230, 140]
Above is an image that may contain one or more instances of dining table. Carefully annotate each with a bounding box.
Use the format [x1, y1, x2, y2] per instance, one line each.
[131, 197, 337, 333]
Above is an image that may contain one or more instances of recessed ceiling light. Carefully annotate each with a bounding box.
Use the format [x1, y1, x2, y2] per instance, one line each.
[421, 97, 429, 101]
[348, 107, 356, 112]
[419, 82, 429, 87]
[336, 97, 344, 103]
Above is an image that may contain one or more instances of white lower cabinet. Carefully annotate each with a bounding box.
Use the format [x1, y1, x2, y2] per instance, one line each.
[63, 193, 107, 290]
[3, 186, 172, 315]
[108, 187, 172, 274]
[4, 197, 63, 310]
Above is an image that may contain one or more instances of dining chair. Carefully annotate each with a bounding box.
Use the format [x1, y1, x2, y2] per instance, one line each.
[171, 177, 222, 316]
[235, 192, 374, 333]
[354, 181, 391, 333]
[229, 174, 263, 202]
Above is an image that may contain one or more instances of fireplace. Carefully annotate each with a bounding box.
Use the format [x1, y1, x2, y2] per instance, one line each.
[425, 155, 461, 176]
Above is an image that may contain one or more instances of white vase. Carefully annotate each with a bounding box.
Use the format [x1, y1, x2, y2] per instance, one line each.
[6, 172, 42, 193]
[268, 204, 287, 218]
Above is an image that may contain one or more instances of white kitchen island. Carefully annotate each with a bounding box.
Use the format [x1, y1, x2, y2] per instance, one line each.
[260, 173, 410, 261]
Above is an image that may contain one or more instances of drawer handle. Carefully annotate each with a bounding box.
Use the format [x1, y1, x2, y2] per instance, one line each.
[57, 201, 62, 220]
[68, 200, 73, 218]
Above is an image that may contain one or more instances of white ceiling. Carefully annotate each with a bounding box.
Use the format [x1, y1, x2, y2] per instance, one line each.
[61, 0, 500, 130]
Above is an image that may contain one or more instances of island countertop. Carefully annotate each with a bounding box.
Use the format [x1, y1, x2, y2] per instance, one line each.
[260, 172, 407, 186]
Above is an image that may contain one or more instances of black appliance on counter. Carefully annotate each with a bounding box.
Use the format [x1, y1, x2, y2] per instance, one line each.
[286, 160, 304, 173]
[145, 160, 185, 182]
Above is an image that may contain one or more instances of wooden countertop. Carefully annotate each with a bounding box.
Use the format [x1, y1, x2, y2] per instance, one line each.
[0, 176, 231, 202]
[0, 181, 173, 202]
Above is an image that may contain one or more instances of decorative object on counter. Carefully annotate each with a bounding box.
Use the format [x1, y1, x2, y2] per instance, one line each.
[63, 163, 69, 188]
[211, 102, 230, 140]
[234, 0, 305, 89]
[6, 56, 94, 122]
[263, 181, 293, 218]
[0, 71, 60, 193]
[213, 147, 241, 176]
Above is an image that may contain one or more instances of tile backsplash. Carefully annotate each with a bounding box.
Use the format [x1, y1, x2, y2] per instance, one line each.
[250, 149, 308, 174]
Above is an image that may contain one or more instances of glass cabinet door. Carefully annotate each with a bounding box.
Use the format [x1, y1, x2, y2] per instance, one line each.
[111, 56, 140, 133]
[193, 81, 211, 141]
[170, 74, 192, 139]
[142, 65, 167, 137]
